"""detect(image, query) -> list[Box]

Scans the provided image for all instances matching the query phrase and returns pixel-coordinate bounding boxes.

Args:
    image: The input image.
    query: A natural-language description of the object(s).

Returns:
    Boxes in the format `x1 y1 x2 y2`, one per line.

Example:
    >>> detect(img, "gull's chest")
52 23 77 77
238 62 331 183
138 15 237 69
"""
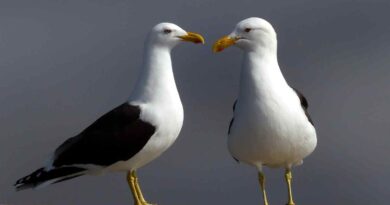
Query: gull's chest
228 90 316 167
234 94 300 138
141 99 184 139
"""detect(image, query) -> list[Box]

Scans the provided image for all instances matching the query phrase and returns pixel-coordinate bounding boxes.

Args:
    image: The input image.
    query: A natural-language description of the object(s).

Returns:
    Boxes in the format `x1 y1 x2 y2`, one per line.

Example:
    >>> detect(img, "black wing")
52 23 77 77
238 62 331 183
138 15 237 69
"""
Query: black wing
228 100 239 162
228 100 237 135
52 103 156 167
292 88 314 125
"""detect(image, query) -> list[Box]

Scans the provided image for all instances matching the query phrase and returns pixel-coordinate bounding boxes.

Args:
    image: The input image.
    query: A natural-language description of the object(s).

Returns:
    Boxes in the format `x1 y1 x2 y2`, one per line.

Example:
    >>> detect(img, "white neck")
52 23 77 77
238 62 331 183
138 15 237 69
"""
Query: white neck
128 44 180 104
238 47 288 101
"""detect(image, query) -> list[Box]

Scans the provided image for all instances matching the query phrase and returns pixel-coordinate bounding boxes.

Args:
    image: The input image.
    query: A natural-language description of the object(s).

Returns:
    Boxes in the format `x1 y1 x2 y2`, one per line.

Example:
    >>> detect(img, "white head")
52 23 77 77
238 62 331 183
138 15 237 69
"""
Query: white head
147 22 205 50
213 17 277 53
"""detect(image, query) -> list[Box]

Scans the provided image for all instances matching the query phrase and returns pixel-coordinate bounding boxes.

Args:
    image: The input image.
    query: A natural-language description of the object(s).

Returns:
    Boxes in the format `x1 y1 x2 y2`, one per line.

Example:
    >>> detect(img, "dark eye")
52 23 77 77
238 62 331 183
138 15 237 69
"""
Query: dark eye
244 28 251 33
163 29 172 34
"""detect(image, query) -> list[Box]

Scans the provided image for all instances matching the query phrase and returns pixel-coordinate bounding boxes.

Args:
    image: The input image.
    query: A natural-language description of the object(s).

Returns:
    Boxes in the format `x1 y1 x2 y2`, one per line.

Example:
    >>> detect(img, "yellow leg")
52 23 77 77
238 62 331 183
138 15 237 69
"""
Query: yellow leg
132 171 152 204
131 171 155 205
285 169 295 205
258 172 270 205
127 171 142 205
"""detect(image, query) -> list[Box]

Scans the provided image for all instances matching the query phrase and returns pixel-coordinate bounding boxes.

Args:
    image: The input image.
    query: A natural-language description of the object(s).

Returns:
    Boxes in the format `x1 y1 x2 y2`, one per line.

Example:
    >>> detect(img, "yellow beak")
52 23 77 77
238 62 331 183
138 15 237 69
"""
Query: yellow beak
212 36 237 52
179 32 205 44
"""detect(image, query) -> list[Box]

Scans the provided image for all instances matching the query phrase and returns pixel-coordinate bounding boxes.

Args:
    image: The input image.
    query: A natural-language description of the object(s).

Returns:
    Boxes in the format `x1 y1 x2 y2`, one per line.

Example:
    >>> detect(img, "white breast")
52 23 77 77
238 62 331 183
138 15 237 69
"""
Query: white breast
228 87 316 168
134 99 184 169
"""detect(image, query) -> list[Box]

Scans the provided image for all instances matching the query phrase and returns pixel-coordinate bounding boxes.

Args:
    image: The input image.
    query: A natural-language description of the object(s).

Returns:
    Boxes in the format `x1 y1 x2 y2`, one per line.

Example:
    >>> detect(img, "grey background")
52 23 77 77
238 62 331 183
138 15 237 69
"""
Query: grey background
1 0 390 204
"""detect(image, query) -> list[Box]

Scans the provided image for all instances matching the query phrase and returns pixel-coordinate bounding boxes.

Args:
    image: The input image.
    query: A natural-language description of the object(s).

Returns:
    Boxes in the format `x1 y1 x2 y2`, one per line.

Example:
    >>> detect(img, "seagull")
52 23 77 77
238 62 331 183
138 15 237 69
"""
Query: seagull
15 22 204 205
213 17 317 205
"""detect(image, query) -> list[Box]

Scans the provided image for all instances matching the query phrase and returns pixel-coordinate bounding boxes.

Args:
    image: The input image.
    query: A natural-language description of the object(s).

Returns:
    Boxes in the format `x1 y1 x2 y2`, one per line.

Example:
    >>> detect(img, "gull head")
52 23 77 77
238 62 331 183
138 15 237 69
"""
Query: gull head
148 22 205 49
213 17 277 53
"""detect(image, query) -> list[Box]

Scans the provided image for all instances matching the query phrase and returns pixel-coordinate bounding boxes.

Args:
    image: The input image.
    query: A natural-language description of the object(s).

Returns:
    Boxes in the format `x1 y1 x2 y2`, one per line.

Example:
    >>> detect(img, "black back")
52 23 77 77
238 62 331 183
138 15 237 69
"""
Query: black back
228 100 239 162
53 103 156 167
228 100 237 135
292 88 314 125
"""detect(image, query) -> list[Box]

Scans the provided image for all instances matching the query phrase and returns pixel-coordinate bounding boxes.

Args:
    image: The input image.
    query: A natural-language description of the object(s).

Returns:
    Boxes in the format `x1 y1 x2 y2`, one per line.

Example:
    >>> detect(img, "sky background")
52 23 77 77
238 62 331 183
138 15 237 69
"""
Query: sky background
1 0 390 204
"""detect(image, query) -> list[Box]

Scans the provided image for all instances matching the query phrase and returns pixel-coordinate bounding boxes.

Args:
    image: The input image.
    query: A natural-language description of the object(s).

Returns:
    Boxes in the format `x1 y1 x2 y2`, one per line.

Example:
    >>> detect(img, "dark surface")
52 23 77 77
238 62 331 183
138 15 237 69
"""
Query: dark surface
53 103 155 167
1 0 390 205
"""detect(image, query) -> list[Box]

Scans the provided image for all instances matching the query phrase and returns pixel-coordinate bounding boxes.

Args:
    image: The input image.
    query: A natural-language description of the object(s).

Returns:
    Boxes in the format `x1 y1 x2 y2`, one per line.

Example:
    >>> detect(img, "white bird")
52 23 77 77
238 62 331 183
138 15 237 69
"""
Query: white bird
15 22 204 205
213 17 317 205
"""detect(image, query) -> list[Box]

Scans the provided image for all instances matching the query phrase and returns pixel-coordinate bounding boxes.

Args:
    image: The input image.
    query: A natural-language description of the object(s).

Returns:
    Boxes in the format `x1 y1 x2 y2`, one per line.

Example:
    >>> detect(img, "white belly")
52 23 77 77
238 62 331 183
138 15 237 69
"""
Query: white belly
228 100 317 169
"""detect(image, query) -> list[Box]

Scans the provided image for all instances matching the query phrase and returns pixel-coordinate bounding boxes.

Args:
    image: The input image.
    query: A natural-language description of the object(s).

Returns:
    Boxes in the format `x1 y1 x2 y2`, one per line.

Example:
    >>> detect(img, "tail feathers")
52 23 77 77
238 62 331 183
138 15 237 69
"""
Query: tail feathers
15 167 86 191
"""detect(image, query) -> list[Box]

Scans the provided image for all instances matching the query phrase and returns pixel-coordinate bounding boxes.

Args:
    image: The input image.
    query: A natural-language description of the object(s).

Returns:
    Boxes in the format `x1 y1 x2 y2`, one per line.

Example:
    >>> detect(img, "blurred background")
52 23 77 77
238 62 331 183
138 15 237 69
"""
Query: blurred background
1 0 390 204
